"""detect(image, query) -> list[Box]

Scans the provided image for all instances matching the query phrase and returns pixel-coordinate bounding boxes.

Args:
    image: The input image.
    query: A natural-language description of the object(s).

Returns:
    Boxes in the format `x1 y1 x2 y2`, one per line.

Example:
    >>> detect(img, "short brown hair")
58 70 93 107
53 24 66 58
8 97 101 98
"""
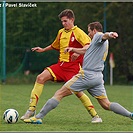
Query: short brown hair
58 9 75 19
88 22 103 32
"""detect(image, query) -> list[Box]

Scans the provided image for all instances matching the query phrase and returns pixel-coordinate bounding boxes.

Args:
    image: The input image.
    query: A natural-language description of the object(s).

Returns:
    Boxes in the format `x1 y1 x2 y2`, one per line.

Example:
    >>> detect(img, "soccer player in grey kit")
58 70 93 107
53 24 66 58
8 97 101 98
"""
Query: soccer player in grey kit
24 21 133 124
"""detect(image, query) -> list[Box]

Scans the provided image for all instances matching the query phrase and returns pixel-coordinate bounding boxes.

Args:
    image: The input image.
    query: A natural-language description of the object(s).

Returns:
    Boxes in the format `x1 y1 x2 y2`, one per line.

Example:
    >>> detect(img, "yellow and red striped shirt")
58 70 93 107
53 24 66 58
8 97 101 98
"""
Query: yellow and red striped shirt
51 26 91 63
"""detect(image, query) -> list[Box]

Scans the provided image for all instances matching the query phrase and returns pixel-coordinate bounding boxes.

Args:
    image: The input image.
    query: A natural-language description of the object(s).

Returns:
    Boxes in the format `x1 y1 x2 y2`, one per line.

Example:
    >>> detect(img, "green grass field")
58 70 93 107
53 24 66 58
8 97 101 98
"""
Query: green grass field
0 82 133 132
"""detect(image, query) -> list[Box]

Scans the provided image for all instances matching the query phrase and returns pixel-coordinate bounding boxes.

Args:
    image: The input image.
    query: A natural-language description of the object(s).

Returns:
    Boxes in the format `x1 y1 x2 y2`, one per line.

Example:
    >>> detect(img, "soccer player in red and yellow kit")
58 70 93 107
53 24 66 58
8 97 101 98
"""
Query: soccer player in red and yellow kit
21 9 102 123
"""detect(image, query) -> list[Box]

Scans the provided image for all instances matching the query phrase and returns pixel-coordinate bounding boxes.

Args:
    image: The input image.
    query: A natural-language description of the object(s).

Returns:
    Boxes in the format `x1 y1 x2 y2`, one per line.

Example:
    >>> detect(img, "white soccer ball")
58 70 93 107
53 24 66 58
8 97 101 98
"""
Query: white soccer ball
3 109 19 124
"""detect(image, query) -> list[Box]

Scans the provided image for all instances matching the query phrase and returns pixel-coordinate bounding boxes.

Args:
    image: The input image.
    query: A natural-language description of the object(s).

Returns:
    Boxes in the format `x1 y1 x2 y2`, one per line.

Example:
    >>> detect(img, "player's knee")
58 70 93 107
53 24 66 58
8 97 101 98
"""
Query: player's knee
53 90 64 101
36 74 43 82
54 87 71 101
102 105 109 110
98 99 110 110
75 91 84 98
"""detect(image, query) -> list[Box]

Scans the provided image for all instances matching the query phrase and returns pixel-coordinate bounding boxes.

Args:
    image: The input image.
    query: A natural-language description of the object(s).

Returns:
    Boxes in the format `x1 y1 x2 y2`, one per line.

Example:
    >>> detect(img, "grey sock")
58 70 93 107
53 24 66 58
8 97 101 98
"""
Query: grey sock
36 98 59 119
110 102 131 117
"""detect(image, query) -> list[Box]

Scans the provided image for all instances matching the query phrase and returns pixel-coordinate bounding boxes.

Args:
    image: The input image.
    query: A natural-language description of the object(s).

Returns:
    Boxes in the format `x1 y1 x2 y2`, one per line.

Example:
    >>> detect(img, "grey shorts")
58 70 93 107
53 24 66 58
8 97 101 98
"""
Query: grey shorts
64 70 107 99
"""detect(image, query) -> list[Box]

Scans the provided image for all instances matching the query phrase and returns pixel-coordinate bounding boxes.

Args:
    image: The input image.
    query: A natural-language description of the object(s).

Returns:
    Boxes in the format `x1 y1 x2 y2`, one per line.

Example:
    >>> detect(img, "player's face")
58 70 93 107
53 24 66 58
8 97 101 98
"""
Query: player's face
88 27 94 39
61 16 74 30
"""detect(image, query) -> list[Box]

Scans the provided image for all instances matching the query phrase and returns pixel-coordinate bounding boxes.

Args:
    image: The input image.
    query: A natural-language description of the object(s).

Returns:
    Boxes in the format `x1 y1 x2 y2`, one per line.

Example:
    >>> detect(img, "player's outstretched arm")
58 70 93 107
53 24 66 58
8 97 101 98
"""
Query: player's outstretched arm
102 32 118 40
31 45 53 53
64 45 90 55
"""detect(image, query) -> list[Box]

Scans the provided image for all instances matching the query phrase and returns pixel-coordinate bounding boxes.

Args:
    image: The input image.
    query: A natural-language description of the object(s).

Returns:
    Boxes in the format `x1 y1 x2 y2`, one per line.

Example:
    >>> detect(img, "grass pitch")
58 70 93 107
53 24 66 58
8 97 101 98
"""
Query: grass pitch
0 82 133 132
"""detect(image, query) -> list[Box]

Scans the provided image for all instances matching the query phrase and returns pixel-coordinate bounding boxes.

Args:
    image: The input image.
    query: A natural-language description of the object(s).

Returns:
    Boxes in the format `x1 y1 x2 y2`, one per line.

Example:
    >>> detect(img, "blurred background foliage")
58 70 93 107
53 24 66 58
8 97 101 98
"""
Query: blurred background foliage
0 2 133 84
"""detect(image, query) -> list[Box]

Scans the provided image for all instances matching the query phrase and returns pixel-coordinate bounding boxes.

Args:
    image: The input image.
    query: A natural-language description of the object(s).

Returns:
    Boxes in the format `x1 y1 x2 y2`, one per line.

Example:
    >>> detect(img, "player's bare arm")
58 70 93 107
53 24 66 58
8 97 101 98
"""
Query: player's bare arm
65 44 90 55
71 44 90 61
31 45 53 53
102 32 118 40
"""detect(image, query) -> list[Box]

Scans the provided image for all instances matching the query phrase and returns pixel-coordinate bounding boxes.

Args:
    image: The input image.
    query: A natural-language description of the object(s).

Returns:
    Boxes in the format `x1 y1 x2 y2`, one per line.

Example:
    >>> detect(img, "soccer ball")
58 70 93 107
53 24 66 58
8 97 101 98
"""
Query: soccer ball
3 109 19 124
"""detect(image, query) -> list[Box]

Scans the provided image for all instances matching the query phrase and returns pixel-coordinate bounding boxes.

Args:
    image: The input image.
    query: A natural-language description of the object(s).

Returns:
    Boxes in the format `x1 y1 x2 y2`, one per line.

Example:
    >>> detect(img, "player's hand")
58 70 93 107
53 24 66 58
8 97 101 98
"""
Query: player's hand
64 47 79 61
71 53 79 61
64 47 73 53
109 32 118 39
31 47 44 52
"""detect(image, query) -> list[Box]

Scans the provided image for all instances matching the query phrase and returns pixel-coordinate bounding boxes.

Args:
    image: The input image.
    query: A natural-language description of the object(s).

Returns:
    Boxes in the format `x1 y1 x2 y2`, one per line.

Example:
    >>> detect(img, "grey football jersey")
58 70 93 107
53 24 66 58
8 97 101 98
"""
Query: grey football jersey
82 32 109 72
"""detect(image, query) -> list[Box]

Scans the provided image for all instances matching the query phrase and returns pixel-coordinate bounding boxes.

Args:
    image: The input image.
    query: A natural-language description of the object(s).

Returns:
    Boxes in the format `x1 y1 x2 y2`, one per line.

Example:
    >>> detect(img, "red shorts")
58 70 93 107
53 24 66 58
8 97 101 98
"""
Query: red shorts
46 62 81 82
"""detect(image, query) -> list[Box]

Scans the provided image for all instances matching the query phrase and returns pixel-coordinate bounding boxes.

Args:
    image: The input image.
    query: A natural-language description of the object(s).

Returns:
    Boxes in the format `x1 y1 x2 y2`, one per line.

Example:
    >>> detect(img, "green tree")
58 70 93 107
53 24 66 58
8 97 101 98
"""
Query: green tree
105 2 133 84
5 2 133 84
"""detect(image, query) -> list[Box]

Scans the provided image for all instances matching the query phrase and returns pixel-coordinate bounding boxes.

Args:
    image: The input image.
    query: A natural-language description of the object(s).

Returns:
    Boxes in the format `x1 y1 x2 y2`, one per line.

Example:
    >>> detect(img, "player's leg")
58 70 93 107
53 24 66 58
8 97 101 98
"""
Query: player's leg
23 85 72 124
20 69 53 120
64 65 102 123
92 81 133 119
29 69 53 110
35 85 72 118
87 78 133 120
23 74 102 124
75 92 102 123
97 98 133 119
65 70 102 123
21 63 65 120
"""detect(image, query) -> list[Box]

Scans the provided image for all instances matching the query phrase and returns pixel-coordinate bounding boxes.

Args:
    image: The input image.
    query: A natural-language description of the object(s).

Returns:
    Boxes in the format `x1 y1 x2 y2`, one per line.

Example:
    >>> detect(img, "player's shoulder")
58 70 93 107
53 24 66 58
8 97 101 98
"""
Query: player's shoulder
58 28 64 33
74 26 85 33
93 32 106 44
73 26 88 37
56 28 64 37
96 32 104 36
94 32 104 38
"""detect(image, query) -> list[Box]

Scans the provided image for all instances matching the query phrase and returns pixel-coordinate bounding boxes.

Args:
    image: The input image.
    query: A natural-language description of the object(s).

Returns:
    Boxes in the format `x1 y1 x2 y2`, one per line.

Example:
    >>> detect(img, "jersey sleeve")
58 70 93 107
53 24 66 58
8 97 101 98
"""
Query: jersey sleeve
74 28 91 46
93 32 105 45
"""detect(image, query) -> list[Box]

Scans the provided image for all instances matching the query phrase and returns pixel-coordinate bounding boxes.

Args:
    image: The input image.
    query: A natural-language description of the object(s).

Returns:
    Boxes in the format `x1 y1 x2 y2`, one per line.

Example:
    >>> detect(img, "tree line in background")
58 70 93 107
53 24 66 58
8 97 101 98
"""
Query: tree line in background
4 2 133 84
